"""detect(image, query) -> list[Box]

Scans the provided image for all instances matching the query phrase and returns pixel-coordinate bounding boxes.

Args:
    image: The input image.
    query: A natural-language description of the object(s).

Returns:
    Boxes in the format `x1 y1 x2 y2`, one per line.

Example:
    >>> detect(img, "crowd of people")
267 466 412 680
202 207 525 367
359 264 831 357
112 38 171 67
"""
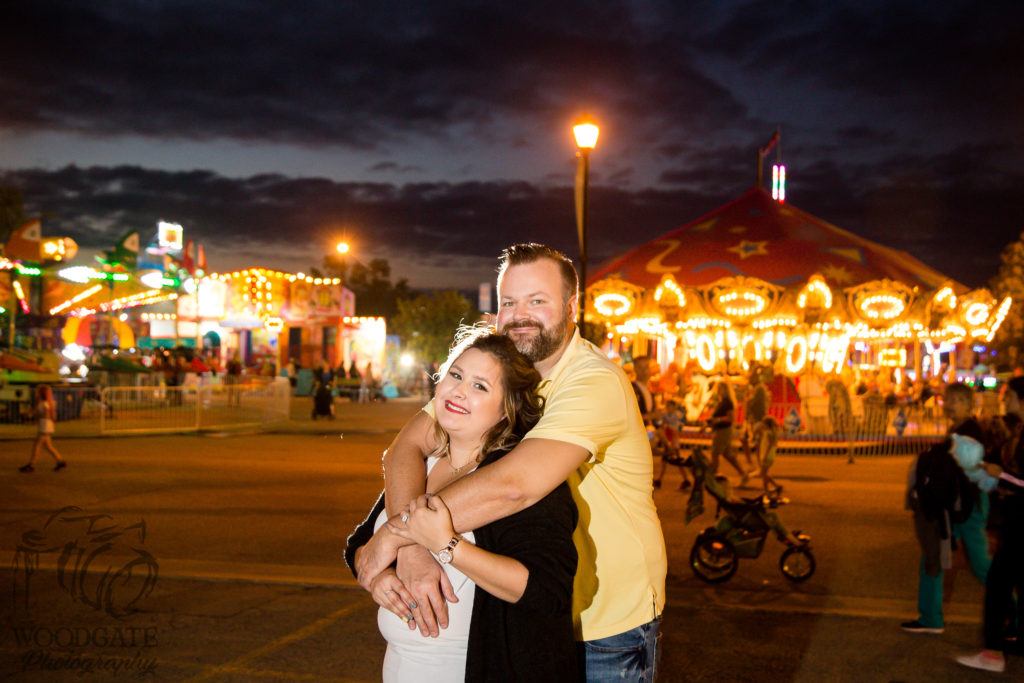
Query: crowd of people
626 357 783 500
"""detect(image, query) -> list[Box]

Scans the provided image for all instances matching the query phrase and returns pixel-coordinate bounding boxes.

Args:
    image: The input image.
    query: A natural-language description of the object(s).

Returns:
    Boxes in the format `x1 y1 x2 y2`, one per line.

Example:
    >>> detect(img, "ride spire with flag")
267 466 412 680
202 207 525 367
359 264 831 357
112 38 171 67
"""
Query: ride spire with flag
756 127 783 194
2 218 42 261
96 231 139 271
181 238 195 275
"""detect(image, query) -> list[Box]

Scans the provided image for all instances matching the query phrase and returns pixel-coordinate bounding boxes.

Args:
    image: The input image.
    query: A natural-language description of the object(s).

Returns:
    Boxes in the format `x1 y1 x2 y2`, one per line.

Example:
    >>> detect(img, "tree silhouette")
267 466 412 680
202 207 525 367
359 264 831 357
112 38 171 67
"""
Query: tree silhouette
989 231 1024 368
392 291 479 364
0 187 29 245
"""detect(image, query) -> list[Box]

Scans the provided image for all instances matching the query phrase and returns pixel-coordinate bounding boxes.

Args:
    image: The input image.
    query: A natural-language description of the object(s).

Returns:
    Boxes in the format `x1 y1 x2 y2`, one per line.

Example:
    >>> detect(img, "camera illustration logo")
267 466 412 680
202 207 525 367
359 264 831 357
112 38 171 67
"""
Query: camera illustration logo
12 506 159 619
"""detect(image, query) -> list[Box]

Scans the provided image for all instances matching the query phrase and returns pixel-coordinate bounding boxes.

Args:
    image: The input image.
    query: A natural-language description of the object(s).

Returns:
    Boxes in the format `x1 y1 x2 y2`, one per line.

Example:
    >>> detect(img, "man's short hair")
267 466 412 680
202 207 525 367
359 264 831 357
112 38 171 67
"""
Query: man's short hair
944 382 974 403
1008 376 1024 401
498 243 579 302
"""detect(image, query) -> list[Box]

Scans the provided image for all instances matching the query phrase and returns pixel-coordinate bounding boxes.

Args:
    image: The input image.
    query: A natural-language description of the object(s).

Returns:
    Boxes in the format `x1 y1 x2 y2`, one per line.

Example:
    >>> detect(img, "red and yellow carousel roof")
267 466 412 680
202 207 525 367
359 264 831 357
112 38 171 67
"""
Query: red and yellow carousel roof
590 187 956 291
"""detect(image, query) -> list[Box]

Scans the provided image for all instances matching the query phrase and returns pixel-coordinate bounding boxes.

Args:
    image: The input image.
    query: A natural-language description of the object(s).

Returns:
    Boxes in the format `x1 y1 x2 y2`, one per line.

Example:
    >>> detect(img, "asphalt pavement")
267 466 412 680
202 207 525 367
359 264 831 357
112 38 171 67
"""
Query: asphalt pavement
0 395 1014 681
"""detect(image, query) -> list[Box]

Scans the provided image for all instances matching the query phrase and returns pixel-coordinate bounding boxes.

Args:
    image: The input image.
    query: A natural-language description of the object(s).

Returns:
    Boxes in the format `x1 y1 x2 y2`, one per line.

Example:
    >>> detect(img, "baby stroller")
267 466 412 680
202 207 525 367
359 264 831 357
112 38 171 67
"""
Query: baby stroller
685 446 814 583
311 380 335 420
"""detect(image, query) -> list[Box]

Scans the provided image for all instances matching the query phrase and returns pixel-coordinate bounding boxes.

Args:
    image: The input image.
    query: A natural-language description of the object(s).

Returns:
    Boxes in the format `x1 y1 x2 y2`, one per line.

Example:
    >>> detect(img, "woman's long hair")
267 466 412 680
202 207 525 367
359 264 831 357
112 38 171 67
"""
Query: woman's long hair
428 324 544 461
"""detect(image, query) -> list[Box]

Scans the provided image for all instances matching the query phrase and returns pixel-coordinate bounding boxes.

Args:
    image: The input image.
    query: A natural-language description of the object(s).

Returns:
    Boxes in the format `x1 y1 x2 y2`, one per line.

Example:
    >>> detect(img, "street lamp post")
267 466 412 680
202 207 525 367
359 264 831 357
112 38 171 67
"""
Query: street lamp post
573 116 599 333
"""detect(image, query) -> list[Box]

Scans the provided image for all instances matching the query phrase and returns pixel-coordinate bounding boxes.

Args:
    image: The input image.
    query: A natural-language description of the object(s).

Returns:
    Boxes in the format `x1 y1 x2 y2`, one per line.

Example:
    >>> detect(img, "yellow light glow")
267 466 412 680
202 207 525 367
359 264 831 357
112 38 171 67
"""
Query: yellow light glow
336 242 350 255
50 284 104 315
615 317 665 335
573 118 599 149
784 336 808 374
860 294 905 320
695 333 717 372
821 336 850 374
12 281 29 313
716 289 767 317
965 302 989 326
933 286 956 310
797 276 832 309
985 297 1012 341
654 277 685 307
595 292 632 317
99 291 178 313
879 348 908 367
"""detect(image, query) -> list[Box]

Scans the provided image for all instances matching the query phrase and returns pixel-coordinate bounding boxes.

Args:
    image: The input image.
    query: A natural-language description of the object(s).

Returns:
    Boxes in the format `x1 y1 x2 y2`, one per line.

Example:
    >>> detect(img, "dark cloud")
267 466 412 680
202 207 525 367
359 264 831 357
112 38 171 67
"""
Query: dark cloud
0 1 751 153
368 162 424 174
6 155 1022 291
694 1 1024 139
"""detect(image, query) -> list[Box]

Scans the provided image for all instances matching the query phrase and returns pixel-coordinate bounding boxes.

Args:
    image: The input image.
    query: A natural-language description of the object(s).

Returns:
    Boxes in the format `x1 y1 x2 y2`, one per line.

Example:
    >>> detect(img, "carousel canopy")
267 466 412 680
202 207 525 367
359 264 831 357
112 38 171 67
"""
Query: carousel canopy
586 186 1009 377
591 187 955 291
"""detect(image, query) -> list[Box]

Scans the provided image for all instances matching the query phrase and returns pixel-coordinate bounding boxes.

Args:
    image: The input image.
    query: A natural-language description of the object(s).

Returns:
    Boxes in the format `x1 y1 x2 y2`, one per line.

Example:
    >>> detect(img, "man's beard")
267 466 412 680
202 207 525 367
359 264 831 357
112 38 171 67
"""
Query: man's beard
500 310 573 363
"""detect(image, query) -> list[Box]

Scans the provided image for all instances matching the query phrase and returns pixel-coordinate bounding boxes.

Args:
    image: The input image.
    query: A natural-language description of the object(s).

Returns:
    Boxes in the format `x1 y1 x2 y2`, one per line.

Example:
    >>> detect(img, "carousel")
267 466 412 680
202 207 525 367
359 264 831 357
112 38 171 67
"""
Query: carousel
587 186 1010 387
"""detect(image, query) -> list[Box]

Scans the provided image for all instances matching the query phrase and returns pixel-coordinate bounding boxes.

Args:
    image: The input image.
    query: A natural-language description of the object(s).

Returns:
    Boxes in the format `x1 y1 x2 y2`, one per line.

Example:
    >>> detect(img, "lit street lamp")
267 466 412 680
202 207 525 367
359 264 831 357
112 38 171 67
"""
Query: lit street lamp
573 116 599 332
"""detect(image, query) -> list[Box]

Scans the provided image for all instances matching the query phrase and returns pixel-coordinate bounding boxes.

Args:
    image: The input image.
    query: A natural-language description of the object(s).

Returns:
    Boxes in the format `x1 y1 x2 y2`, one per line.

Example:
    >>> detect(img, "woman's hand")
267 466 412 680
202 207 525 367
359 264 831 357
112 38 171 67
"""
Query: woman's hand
399 494 455 553
369 568 418 630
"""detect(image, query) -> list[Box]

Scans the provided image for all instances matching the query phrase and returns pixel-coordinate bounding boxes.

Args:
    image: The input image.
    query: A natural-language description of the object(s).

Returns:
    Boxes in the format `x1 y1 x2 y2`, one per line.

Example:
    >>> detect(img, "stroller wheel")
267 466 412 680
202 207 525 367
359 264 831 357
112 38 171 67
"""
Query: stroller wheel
780 545 815 582
690 534 738 583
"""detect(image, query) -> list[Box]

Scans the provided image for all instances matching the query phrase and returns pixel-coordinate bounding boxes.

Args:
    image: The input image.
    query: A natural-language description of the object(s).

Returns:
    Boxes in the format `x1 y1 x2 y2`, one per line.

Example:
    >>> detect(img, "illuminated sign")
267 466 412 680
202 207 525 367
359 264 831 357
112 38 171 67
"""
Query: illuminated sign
679 327 849 374
158 221 183 250
878 348 908 367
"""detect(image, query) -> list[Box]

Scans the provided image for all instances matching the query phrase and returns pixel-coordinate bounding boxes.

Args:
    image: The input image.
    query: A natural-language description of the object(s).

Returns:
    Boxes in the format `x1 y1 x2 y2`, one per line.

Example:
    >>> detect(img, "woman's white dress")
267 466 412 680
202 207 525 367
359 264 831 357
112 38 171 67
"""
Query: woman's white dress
375 457 477 683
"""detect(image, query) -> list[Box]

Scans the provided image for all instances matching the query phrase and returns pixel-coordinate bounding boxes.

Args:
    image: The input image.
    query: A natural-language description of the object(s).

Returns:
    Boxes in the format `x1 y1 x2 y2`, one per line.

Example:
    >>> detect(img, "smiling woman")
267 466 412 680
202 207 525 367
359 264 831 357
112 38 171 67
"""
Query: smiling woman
433 348 506 472
345 324 579 682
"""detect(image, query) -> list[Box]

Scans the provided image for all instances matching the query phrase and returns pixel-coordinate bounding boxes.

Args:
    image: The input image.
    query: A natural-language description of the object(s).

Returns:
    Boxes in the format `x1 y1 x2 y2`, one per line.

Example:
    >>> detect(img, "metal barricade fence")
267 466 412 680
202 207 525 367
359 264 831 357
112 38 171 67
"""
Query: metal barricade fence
680 395 953 457
99 377 291 435
0 385 103 427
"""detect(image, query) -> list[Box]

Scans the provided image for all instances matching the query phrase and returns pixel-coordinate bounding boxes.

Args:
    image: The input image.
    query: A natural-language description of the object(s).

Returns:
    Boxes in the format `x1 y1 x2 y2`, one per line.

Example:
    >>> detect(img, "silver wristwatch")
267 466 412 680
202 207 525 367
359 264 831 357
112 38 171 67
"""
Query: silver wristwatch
437 536 462 565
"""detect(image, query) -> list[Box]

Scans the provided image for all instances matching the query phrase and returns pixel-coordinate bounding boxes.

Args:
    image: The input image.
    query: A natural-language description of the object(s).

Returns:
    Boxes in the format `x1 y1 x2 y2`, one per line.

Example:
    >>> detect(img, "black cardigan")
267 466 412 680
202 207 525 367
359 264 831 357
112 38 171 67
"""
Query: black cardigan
344 448 580 682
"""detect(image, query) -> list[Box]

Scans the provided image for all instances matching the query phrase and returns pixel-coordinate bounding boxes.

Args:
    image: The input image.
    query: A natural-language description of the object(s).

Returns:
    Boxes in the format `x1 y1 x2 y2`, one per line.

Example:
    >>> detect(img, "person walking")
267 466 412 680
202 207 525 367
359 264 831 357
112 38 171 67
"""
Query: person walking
225 352 242 406
954 376 1024 673
359 361 375 404
708 379 750 485
901 382 988 635
19 385 67 472
741 364 770 469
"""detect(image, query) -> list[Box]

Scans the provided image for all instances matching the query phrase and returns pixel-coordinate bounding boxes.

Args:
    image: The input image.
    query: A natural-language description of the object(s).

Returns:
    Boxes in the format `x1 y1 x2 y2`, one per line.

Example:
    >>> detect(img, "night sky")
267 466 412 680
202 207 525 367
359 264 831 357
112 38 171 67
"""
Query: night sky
1 1 1023 291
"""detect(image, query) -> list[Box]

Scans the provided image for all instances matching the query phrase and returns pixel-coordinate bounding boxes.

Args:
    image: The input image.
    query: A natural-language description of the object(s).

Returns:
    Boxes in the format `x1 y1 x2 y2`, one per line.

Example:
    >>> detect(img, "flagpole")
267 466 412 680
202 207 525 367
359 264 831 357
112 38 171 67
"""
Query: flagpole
195 277 201 353
7 272 15 350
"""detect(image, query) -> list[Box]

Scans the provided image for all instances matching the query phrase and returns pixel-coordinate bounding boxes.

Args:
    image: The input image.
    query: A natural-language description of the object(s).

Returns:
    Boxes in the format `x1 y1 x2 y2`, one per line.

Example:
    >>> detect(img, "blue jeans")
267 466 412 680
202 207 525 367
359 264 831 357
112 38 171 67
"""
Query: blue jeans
917 497 991 628
580 617 661 682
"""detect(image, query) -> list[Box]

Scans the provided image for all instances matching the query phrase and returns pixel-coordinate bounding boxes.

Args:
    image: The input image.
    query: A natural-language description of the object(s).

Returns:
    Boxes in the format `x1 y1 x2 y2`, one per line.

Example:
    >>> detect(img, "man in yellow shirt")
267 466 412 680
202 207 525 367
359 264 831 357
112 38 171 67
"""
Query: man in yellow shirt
355 243 667 681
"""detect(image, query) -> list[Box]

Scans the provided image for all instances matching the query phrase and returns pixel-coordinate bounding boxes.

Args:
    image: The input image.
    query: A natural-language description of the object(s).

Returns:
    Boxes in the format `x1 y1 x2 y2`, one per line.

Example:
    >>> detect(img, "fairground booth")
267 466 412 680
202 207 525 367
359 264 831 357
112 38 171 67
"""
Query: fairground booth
586 186 1010 446
2 221 384 381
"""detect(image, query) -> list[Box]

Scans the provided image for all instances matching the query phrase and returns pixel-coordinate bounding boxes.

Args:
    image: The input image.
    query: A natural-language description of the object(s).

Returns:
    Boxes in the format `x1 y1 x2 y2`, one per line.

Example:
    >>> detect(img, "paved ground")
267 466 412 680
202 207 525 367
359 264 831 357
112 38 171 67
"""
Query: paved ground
0 397 1015 681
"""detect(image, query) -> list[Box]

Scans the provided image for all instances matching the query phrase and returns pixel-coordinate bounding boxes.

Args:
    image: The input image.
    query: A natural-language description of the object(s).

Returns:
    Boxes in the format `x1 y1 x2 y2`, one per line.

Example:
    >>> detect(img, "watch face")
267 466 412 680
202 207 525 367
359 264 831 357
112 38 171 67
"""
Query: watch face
438 549 453 564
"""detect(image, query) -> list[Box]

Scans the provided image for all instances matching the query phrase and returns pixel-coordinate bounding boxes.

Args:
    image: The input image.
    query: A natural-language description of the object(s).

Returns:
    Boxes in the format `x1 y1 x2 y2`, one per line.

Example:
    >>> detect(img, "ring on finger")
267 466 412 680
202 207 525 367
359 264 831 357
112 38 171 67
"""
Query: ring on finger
408 600 417 609
384 589 392 596
400 512 410 523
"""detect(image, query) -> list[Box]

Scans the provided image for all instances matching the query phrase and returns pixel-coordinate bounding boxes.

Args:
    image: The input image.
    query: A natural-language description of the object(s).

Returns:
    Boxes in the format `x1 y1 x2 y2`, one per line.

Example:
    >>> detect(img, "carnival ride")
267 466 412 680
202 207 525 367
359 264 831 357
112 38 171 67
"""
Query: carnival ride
587 187 1009 382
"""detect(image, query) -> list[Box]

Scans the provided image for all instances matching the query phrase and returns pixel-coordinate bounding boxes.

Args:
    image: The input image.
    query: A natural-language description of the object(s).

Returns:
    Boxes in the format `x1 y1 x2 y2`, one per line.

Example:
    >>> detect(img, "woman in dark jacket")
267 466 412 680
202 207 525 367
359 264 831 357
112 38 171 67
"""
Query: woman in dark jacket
345 327 578 682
